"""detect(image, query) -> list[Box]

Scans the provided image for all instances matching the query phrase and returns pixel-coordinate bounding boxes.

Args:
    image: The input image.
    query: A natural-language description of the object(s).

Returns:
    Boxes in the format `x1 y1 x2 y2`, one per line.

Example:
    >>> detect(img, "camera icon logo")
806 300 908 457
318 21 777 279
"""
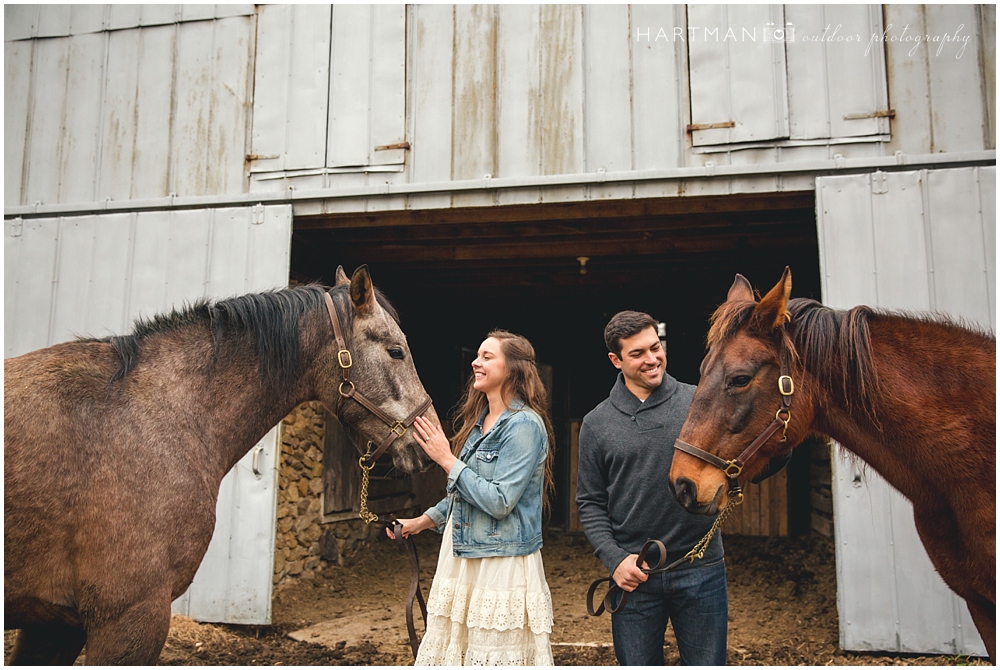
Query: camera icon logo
764 21 795 42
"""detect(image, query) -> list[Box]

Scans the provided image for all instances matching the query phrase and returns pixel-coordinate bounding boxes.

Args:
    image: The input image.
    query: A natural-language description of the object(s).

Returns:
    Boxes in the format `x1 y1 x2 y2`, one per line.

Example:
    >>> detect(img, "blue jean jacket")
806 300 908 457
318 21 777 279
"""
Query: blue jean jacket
424 399 548 558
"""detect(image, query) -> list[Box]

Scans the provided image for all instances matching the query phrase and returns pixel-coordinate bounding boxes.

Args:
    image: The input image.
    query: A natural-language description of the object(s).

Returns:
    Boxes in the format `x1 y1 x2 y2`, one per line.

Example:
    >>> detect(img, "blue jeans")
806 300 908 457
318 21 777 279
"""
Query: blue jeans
610 557 728 665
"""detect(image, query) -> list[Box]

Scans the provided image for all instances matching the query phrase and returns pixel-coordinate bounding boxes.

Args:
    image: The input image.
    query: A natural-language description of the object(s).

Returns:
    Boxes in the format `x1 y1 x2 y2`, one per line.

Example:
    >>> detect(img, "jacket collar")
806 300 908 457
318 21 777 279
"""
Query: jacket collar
609 372 678 415
474 397 527 430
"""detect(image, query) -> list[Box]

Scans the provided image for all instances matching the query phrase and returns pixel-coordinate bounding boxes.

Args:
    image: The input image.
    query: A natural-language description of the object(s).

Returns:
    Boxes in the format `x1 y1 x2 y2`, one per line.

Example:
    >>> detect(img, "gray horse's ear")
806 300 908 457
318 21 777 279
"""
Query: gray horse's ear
350 265 375 315
727 274 754 303
335 266 350 286
752 266 792 331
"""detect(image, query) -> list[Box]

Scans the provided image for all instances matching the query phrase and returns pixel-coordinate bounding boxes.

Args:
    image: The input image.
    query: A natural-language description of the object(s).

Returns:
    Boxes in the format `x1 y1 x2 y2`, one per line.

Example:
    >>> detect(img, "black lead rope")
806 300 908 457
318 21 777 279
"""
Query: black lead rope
388 520 428 660
586 495 739 617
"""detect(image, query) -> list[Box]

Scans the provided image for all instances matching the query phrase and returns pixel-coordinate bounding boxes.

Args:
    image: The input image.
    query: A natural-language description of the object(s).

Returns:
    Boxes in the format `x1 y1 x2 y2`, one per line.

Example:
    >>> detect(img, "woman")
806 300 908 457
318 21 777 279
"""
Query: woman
390 330 556 666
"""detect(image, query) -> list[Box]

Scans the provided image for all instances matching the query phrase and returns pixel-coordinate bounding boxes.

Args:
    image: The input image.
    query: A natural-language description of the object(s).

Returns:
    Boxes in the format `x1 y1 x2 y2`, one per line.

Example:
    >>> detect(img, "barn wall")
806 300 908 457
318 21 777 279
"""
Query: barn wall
7 5 991 213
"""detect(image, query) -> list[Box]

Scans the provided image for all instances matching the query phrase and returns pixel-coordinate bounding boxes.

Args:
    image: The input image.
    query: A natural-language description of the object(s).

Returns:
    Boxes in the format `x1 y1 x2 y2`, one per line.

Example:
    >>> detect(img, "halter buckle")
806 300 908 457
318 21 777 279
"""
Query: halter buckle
339 381 355 397
338 349 353 369
390 421 406 437
723 461 743 478
778 374 794 396
731 487 745 505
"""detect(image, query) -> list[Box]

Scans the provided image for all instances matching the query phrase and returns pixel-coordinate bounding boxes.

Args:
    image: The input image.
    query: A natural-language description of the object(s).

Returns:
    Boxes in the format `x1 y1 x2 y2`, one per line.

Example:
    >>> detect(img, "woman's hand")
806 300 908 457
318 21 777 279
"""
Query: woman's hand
413 416 457 473
385 514 436 539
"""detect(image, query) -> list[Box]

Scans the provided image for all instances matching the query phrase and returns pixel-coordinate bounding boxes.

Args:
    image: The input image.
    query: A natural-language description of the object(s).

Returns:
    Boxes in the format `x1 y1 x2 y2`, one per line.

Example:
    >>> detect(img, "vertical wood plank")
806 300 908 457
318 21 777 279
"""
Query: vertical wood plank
925 5 986 152
207 16 253 195
50 216 97 345
369 4 407 166
451 4 496 207
926 168 992 323
631 4 682 170
584 4 631 178
538 5 583 178
283 5 331 170
496 4 541 205
5 219 59 357
59 33 104 203
250 4 292 173
85 213 133 340
170 20 214 195
23 37 69 205
5 40 32 205
871 171 930 310
977 167 996 328
99 29 140 201
132 25 176 198
329 5 372 168
409 4 454 207
884 5 932 155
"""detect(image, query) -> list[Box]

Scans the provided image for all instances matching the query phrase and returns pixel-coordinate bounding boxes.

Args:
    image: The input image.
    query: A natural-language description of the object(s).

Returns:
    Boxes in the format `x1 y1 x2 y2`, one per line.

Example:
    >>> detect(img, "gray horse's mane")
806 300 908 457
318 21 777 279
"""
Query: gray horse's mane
87 283 399 386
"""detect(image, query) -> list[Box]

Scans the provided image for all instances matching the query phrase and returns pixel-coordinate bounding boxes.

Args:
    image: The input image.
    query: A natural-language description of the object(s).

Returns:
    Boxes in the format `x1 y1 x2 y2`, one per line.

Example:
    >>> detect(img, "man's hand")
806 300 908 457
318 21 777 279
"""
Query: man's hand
613 554 650 592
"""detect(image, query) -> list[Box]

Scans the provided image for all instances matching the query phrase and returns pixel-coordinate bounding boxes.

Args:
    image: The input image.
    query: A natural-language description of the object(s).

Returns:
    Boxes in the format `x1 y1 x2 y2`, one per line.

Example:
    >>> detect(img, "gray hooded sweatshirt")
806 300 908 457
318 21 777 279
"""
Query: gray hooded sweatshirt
576 372 724 575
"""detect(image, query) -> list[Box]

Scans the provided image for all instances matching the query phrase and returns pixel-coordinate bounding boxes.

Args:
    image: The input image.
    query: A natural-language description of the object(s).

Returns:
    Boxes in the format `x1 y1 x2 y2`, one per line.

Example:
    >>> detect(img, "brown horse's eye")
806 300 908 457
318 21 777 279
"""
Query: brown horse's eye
388 347 405 360
729 375 752 388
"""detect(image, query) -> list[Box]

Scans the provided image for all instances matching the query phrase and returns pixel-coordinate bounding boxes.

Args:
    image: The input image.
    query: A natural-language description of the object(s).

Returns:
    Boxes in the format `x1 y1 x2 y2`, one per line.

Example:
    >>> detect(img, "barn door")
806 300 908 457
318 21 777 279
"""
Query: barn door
4 204 293 624
815 167 993 657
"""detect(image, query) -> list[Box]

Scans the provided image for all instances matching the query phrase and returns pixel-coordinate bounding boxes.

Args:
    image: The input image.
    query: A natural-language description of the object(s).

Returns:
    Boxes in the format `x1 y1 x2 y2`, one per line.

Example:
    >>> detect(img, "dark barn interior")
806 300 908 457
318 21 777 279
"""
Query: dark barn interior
291 191 823 532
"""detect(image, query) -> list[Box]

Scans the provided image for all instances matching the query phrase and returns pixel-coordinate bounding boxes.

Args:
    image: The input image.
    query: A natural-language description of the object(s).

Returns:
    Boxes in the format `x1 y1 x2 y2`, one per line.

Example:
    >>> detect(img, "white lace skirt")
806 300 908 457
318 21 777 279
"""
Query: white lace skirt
415 516 554 666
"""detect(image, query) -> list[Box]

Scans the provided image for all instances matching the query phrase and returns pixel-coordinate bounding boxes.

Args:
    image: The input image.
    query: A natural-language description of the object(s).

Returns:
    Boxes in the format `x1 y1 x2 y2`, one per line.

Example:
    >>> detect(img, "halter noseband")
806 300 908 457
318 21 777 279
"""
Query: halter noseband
323 291 432 468
673 350 794 501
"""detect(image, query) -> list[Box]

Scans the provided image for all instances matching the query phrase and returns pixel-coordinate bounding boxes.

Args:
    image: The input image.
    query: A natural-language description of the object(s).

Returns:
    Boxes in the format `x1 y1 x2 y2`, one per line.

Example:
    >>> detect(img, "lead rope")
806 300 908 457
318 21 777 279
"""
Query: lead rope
587 491 744 617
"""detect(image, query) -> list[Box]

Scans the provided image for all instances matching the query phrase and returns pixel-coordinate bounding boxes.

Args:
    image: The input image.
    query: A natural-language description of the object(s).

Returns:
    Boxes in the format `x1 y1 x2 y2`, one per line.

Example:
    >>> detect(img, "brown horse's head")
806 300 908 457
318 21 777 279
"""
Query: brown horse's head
316 266 439 473
670 267 814 514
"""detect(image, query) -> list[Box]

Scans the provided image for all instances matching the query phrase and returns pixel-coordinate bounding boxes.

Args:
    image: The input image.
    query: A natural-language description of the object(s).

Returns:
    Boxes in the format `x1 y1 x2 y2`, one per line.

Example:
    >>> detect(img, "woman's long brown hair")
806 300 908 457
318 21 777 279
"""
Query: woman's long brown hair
449 330 557 515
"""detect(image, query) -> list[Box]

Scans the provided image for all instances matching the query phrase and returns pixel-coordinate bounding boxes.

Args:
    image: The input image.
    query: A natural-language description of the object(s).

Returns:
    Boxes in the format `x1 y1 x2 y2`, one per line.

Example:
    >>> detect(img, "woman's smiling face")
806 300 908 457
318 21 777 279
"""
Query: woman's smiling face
472 337 507 395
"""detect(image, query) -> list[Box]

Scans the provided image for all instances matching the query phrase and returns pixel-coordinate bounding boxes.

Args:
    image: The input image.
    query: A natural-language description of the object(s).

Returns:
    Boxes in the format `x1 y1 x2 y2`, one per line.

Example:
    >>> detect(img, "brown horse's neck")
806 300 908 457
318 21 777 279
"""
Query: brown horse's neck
805 314 995 506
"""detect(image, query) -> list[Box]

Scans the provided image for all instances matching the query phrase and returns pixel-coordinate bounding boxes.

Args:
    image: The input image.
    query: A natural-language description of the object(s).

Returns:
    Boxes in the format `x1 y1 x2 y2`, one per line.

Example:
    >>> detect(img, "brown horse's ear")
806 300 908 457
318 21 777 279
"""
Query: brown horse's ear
752 266 792 331
727 274 755 303
334 266 350 286
350 265 375 315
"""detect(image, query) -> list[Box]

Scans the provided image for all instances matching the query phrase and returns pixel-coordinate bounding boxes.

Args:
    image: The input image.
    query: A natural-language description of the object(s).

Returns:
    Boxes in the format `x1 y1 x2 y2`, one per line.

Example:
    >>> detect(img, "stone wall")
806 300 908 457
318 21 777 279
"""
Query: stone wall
274 402 327 583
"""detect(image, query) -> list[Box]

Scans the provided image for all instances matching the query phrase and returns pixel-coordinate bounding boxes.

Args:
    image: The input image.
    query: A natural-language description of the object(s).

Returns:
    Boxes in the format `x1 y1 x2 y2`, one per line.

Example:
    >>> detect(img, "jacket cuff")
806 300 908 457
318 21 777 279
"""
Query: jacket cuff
445 460 467 492
424 505 446 528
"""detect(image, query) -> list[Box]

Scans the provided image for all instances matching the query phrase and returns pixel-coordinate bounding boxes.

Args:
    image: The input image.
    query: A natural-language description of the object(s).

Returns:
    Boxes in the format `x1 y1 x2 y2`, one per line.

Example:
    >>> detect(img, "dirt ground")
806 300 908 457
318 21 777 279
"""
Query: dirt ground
4 530 988 666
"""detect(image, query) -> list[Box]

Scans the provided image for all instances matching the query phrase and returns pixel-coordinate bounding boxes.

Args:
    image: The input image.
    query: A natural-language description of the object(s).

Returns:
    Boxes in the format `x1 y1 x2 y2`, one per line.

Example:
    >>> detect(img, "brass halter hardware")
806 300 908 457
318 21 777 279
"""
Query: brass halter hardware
323 291 433 523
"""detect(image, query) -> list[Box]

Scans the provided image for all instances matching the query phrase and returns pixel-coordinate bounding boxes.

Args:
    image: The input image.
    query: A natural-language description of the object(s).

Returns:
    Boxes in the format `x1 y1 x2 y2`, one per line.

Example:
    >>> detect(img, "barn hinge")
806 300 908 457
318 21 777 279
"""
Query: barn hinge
245 153 280 162
373 141 411 152
251 203 265 225
686 121 735 132
9 218 23 237
871 171 888 195
843 109 895 120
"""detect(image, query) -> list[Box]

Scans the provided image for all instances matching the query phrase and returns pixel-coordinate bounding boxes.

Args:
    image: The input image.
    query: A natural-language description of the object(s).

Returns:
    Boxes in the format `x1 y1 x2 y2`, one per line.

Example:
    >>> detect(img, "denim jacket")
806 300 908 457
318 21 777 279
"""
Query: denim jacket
424 399 548 558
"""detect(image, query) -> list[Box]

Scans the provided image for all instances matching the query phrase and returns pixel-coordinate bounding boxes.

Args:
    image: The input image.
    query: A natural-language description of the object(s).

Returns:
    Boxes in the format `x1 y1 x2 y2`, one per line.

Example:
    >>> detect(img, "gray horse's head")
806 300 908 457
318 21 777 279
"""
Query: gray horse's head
316 266 438 474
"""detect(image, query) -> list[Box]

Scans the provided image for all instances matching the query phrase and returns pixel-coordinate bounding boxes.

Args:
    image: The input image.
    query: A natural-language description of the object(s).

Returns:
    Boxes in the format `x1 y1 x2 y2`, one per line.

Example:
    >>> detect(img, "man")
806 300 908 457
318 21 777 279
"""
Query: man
576 310 727 665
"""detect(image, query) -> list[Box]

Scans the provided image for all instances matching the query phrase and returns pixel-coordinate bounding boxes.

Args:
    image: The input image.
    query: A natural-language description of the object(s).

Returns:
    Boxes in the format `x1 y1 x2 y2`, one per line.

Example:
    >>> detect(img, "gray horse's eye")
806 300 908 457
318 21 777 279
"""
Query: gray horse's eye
388 347 405 360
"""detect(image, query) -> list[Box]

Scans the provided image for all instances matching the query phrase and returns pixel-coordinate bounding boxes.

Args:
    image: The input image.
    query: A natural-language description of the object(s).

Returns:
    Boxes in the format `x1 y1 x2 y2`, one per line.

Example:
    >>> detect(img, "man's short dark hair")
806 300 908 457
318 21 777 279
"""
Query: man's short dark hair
604 311 658 357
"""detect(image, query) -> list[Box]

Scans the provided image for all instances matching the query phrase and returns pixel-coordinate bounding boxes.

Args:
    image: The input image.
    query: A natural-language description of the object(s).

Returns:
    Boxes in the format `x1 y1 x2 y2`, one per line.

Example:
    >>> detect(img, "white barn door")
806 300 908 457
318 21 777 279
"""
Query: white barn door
815 167 993 656
4 204 293 624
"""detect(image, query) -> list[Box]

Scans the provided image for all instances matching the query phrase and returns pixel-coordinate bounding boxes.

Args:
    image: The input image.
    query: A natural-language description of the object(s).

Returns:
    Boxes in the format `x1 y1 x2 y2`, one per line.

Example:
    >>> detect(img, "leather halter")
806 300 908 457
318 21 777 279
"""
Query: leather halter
673 350 794 497
323 291 433 467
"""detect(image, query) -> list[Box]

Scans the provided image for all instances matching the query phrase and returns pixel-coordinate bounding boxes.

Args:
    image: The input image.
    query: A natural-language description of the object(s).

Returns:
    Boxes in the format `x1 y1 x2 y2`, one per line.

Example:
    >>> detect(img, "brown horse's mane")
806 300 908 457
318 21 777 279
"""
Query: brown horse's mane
85 283 399 387
708 296 995 423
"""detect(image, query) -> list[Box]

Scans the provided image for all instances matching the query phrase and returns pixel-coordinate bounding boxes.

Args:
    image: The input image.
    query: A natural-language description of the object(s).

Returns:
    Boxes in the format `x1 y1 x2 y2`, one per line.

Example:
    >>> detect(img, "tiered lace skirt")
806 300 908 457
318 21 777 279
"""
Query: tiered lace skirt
415 517 554 666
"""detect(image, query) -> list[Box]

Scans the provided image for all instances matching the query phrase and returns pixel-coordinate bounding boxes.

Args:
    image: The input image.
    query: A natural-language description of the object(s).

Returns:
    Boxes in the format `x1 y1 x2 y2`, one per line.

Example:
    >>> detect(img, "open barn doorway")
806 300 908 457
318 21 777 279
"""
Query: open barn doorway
291 191 824 535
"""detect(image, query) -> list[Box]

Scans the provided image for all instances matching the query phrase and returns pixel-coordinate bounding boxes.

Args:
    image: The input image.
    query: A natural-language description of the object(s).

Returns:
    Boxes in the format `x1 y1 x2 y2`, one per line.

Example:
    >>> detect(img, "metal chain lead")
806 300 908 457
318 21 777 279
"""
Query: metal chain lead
683 487 743 563
358 445 379 524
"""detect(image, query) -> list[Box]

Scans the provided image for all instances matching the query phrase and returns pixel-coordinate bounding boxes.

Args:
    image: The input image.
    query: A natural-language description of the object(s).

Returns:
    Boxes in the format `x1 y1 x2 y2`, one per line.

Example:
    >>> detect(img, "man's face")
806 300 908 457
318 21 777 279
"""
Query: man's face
609 326 667 398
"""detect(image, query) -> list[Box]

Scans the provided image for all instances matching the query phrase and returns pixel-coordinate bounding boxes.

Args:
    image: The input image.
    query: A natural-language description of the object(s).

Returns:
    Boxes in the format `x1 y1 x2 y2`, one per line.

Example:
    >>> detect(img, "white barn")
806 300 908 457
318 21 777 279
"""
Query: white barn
4 4 994 656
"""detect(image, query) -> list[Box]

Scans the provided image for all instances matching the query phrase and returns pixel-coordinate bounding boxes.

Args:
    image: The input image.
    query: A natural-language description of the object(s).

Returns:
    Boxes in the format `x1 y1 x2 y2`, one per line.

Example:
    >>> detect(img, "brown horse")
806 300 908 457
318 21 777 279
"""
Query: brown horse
668 268 995 662
4 265 440 665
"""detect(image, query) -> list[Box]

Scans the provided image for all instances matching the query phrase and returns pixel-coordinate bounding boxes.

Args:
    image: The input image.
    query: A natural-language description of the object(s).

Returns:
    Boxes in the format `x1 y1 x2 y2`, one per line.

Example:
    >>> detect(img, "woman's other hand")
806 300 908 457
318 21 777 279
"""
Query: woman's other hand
413 416 457 473
386 514 436 539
